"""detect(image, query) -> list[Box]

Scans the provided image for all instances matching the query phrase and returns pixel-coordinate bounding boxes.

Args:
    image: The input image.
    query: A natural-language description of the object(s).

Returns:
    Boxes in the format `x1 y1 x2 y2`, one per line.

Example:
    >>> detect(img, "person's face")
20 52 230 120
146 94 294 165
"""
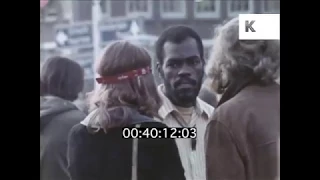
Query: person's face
158 37 204 107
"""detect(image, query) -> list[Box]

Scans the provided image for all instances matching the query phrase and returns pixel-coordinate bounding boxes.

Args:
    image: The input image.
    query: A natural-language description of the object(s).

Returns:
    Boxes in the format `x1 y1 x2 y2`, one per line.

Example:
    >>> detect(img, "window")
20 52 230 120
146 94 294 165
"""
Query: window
160 0 187 19
43 8 58 22
262 0 280 13
61 0 73 21
194 0 221 19
227 0 254 17
126 0 153 19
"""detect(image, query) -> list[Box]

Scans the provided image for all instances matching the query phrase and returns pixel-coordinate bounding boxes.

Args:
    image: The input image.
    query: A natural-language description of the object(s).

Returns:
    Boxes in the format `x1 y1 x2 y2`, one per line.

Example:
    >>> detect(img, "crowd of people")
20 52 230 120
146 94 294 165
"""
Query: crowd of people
40 17 280 180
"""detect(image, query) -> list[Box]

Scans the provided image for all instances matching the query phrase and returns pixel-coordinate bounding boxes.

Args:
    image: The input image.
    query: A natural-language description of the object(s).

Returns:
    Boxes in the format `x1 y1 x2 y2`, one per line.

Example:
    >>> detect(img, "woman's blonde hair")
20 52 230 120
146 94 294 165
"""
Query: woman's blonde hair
206 17 280 93
88 41 161 132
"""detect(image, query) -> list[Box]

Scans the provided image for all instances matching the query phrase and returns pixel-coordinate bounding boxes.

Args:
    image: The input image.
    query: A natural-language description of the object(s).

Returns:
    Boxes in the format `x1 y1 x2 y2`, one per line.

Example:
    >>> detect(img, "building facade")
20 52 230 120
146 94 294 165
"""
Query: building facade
40 0 280 91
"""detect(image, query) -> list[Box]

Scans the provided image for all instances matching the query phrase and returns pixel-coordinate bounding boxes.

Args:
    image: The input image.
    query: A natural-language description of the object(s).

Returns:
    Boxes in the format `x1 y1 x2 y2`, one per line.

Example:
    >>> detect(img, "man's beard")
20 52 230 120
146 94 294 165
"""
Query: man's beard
163 80 201 107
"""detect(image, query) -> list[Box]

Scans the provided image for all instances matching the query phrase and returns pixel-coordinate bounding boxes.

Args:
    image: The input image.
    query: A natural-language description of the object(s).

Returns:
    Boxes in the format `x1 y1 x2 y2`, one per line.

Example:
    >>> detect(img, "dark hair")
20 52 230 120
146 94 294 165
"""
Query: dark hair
88 41 162 131
155 25 204 64
40 56 84 101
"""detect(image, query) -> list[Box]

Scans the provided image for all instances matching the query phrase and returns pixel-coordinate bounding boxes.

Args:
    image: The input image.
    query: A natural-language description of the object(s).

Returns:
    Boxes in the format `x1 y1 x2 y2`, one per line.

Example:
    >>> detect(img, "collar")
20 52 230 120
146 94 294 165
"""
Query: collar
157 84 213 120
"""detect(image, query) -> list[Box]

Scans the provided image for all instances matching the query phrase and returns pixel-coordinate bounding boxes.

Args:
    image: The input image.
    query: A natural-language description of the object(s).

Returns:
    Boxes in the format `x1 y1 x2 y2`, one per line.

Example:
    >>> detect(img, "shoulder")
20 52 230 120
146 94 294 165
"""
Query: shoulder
215 90 253 116
64 108 86 120
209 96 250 132
209 91 274 144
214 85 279 123
54 110 86 133
55 108 86 124
68 124 110 154
41 109 85 138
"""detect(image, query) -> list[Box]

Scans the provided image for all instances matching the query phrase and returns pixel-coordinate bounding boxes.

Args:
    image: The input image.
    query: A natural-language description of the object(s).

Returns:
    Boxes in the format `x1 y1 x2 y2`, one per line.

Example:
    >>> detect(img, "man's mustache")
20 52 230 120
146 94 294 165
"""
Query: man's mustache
174 78 197 88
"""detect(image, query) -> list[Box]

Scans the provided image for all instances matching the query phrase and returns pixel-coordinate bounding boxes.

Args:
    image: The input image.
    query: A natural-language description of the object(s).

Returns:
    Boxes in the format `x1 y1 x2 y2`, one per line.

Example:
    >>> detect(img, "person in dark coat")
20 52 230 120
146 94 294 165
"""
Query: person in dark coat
205 17 280 180
40 56 86 180
67 41 185 180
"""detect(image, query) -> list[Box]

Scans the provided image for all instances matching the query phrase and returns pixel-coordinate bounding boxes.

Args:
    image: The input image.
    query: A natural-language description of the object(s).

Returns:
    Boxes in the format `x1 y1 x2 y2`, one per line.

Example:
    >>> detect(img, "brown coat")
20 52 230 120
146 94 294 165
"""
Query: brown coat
205 83 280 180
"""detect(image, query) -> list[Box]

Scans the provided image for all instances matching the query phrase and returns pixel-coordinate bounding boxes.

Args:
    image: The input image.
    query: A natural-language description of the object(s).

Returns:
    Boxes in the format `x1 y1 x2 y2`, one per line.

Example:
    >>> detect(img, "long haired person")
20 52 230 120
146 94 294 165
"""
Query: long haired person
205 17 280 180
67 41 185 180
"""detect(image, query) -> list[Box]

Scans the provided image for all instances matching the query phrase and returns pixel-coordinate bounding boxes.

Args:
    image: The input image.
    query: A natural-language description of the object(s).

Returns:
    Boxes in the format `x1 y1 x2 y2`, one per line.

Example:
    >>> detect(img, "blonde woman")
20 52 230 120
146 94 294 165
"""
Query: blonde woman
205 17 280 180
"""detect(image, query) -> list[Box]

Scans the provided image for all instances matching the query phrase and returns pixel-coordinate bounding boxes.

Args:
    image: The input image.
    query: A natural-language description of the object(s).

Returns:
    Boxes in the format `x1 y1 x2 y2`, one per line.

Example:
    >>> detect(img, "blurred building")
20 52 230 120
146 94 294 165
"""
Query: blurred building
40 0 280 90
